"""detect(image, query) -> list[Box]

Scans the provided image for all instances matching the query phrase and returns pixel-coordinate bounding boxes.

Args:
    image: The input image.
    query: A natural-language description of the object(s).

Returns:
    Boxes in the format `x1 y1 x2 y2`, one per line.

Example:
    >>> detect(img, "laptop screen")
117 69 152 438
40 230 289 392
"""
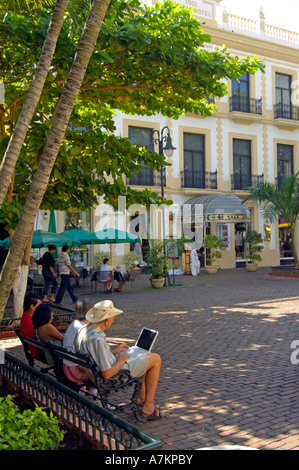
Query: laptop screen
136 328 158 351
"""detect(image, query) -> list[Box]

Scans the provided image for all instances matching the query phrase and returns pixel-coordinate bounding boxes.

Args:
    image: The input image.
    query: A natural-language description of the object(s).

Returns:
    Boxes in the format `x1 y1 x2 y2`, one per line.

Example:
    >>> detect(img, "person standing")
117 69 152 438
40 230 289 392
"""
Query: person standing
55 244 80 305
41 244 58 303
190 247 200 276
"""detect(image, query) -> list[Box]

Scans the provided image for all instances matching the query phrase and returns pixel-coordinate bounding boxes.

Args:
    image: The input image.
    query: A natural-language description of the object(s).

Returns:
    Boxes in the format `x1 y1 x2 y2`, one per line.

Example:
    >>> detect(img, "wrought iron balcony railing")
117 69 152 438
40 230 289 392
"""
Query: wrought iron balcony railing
128 167 165 187
274 103 299 120
229 96 262 114
181 170 217 189
231 173 264 190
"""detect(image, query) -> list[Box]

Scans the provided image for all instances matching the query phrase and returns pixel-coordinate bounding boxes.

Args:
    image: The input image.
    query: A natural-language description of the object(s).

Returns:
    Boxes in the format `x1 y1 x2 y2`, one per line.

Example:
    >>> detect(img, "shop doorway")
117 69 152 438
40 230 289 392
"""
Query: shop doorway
235 223 247 262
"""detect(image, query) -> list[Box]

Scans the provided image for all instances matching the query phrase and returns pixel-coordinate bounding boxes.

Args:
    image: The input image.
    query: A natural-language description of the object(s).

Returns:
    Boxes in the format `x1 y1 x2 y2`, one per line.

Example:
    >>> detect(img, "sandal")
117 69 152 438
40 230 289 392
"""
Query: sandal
142 406 164 421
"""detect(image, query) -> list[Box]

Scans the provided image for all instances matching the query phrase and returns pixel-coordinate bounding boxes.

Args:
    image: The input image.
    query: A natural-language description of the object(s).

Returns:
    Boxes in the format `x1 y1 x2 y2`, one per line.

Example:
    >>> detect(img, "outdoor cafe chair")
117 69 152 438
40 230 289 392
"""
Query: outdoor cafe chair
31 273 45 296
126 268 141 291
98 270 113 293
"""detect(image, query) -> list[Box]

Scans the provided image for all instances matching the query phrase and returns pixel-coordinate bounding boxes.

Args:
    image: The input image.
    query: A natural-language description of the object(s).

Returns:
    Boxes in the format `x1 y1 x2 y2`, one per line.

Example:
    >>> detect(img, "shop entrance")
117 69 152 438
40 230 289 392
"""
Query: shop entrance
235 223 247 261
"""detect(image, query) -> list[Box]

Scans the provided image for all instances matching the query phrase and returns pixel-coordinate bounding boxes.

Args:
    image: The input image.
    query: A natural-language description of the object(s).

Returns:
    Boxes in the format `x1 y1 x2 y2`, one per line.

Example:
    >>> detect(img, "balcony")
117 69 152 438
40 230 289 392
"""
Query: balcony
231 173 264 190
181 170 217 190
229 96 262 114
127 167 165 187
274 103 299 121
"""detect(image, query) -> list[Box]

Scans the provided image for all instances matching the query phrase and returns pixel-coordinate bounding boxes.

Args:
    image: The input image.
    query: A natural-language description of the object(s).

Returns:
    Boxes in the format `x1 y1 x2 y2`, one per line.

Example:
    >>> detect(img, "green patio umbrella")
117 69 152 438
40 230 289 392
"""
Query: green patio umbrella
0 230 72 248
59 228 98 246
0 237 10 249
48 211 57 233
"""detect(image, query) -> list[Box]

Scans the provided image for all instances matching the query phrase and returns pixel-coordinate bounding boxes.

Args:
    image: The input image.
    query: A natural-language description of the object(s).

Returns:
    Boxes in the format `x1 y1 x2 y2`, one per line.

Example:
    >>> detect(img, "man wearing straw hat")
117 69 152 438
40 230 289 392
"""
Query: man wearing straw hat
74 299 163 420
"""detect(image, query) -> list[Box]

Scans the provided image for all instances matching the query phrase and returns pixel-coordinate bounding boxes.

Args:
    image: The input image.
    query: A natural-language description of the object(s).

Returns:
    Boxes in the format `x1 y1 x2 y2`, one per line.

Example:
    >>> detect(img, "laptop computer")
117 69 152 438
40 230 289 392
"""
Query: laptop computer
125 327 158 362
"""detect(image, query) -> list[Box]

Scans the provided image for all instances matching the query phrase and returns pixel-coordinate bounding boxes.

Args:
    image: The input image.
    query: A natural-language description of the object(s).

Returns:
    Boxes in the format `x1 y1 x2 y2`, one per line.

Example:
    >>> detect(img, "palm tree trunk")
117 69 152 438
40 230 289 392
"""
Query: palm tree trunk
0 0 111 319
0 0 69 207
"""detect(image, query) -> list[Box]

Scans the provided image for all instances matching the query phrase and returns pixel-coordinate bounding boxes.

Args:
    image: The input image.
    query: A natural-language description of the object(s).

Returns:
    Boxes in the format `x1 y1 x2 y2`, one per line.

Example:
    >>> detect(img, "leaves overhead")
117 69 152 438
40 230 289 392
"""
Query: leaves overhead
0 0 264 219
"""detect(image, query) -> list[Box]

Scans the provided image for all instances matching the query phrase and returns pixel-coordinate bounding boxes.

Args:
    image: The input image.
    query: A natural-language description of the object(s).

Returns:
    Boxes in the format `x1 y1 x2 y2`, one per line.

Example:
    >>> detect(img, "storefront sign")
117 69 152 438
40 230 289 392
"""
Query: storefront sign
206 213 250 222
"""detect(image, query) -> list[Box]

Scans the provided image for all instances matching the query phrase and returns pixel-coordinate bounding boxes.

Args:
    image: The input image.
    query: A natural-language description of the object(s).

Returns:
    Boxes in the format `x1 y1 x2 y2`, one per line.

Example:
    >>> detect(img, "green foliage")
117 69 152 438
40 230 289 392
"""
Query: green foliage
124 250 143 268
94 250 111 267
0 0 264 226
244 229 264 264
0 394 64 450
0 197 23 231
203 234 225 265
145 239 171 278
245 172 299 265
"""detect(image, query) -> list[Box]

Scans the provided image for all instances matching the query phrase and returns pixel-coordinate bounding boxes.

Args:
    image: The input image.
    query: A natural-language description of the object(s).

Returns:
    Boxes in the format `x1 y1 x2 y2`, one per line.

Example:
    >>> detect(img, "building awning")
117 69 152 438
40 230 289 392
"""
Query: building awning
182 194 251 223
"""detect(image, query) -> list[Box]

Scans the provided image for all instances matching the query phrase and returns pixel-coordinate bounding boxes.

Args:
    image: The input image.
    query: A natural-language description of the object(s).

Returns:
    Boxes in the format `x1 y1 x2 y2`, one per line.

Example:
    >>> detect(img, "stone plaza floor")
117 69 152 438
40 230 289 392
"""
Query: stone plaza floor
2 266 299 450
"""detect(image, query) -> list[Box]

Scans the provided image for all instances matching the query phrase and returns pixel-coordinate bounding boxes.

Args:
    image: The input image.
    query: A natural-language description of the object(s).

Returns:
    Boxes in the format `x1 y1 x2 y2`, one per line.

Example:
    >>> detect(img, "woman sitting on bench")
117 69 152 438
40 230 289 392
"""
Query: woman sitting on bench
32 303 64 364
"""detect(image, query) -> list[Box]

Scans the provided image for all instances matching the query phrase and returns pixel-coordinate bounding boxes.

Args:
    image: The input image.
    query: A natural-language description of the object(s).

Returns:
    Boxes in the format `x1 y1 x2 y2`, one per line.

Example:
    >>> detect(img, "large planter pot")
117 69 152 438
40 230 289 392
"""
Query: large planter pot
246 263 258 272
150 278 165 288
205 265 218 274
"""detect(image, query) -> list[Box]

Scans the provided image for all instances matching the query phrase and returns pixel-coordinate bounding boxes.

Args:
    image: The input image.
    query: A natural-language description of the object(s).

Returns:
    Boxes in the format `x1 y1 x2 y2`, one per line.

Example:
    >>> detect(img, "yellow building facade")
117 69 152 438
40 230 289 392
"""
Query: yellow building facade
55 0 299 269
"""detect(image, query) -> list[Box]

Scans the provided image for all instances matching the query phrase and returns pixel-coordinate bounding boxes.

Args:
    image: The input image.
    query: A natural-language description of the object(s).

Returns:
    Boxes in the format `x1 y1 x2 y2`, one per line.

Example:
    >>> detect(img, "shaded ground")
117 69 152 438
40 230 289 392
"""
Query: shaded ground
2 267 299 450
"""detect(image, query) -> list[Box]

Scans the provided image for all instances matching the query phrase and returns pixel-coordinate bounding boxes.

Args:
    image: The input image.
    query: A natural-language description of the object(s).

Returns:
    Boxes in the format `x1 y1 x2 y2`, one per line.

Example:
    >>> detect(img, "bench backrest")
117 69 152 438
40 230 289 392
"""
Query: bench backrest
46 342 98 379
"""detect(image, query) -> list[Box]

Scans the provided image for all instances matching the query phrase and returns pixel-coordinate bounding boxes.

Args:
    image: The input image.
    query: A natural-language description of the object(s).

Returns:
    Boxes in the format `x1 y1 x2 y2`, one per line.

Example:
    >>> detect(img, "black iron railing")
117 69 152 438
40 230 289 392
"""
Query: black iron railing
181 170 217 189
274 103 299 120
128 168 165 187
229 96 262 115
231 173 264 190
0 353 163 451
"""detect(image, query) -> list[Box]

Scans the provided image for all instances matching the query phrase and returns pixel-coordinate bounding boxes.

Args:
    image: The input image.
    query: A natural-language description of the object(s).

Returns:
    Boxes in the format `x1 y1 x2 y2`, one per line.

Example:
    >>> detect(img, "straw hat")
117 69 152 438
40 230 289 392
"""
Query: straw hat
86 300 123 323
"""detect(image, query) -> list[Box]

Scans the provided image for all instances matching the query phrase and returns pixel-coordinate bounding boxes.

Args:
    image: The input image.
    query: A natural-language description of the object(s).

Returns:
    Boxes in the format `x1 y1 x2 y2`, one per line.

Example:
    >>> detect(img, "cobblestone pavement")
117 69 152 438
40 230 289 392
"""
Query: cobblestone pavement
2 267 299 450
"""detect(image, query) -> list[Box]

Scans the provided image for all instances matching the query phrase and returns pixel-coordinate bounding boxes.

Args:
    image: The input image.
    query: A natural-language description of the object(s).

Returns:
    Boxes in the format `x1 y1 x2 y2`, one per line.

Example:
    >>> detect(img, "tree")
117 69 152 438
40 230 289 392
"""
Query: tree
0 0 69 206
0 0 264 318
0 0 70 314
244 172 299 266
0 0 112 318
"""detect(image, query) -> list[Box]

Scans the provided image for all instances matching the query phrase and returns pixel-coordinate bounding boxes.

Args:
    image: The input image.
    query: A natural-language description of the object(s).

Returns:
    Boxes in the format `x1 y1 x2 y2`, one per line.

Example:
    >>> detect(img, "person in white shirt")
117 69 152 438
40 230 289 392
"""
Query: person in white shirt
62 298 93 383
190 248 200 276
99 258 113 293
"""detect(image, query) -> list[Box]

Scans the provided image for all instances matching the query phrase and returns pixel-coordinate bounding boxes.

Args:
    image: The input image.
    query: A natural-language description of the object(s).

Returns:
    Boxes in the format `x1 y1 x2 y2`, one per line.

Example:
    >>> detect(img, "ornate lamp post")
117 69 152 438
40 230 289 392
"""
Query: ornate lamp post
149 126 176 198
149 127 176 286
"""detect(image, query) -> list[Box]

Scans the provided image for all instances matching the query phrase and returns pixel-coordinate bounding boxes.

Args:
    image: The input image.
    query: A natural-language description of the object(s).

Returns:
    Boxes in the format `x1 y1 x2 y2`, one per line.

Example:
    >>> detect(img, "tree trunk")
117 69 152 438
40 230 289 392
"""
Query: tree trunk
0 0 111 320
0 0 69 207
12 264 29 317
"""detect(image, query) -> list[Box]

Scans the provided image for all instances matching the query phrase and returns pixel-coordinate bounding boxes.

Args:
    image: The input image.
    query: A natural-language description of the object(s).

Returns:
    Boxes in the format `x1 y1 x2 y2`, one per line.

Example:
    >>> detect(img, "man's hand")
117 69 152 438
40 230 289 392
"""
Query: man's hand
112 343 129 355
116 351 130 367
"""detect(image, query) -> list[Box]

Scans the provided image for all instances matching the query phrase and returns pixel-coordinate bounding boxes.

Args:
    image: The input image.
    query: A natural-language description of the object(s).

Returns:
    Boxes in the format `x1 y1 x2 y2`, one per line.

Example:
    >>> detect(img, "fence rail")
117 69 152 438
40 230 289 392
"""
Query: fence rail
0 352 163 451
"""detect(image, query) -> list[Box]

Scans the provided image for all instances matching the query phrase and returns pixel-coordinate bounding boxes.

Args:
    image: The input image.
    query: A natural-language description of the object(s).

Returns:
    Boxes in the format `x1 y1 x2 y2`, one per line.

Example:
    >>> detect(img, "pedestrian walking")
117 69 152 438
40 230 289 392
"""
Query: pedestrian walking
41 244 58 303
55 244 80 305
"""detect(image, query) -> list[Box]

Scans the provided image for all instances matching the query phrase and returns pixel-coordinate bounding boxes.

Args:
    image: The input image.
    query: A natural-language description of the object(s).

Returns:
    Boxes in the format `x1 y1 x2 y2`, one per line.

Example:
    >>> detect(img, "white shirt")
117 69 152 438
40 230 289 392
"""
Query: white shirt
100 264 109 271
63 319 85 365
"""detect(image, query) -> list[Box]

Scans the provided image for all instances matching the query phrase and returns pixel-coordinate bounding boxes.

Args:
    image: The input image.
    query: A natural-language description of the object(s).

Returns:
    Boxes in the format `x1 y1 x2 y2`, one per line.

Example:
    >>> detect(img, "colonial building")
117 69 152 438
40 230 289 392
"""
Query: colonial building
51 0 299 269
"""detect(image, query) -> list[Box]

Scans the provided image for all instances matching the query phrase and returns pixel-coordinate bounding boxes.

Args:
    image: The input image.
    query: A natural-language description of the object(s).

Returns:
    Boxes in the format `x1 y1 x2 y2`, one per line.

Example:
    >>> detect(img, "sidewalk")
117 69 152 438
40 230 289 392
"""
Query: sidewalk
2 267 299 450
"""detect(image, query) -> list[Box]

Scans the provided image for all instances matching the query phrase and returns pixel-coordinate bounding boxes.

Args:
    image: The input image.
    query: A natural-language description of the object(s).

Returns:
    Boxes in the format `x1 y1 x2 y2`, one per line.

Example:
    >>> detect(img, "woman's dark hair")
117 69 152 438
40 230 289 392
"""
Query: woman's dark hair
32 303 52 329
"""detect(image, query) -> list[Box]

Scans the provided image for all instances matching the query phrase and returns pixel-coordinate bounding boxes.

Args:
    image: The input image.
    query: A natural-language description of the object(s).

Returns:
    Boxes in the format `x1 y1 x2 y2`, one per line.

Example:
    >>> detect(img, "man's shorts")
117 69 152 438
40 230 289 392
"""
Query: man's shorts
123 354 148 378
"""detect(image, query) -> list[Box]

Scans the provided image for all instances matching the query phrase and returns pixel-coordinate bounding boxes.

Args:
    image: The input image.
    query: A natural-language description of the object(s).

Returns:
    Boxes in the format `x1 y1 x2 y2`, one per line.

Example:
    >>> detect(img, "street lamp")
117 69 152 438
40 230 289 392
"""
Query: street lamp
149 127 176 287
149 126 176 198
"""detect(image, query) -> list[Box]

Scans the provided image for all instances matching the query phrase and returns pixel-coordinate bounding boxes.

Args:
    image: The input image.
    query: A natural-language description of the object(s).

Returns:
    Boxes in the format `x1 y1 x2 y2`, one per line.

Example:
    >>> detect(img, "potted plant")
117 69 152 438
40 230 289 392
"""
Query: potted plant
146 239 171 288
244 229 264 272
203 234 226 274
